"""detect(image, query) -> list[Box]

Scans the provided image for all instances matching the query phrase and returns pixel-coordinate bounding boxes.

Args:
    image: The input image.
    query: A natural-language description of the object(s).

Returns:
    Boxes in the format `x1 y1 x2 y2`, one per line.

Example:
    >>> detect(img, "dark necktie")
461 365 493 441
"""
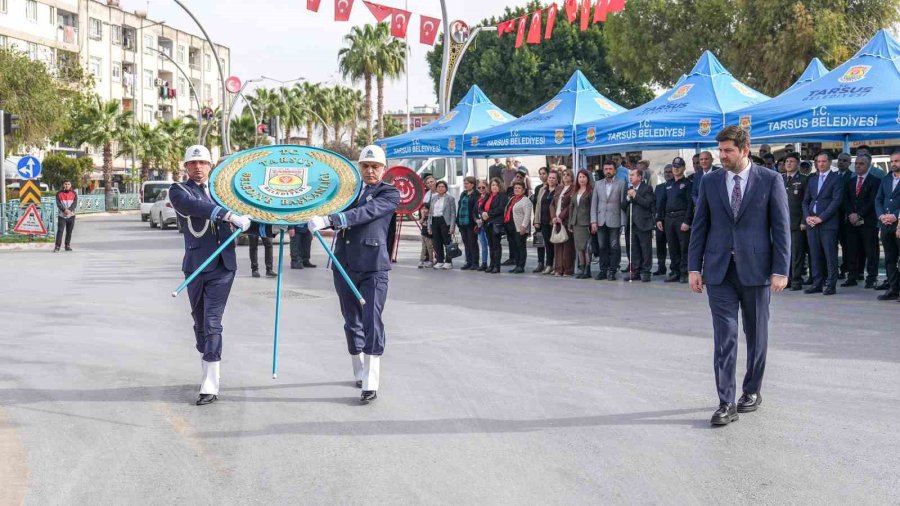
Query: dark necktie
731 175 742 217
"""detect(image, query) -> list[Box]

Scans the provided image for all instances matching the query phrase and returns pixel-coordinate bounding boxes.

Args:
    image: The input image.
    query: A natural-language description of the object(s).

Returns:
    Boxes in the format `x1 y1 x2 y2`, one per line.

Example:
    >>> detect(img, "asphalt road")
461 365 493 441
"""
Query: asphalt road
1 214 898 505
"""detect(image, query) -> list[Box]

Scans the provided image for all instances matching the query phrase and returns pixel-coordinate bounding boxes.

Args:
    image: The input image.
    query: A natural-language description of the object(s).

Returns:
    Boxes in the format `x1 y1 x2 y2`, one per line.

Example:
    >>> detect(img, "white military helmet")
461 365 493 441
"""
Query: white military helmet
358 145 387 167
183 145 212 167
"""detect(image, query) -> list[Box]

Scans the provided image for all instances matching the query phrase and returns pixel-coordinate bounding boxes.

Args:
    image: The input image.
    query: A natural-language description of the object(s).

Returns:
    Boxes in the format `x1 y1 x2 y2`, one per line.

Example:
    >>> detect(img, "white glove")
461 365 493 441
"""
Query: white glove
306 215 331 233
228 213 252 232
272 224 289 233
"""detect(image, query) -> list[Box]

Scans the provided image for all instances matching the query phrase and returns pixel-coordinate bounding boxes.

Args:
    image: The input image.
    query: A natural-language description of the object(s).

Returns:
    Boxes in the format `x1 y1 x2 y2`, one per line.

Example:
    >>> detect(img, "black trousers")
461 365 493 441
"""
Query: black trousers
55 216 75 247
538 223 554 266
622 221 631 267
882 227 900 293
487 224 503 268
248 235 273 272
505 221 527 268
596 225 621 273
846 225 879 283
459 223 478 267
807 226 839 289
631 228 653 276
431 217 451 263
590 232 601 259
289 229 312 264
664 213 690 275
655 227 667 273
789 228 808 285
838 220 849 274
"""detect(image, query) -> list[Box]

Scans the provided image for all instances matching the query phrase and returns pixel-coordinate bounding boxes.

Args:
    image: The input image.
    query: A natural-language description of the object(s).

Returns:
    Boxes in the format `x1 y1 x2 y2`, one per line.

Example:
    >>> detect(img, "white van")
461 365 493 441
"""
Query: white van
140 181 173 222
389 156 547 197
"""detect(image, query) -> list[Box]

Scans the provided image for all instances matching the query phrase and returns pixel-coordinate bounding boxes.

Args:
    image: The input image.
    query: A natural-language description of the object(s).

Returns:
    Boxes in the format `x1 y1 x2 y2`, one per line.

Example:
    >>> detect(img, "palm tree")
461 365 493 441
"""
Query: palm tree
296 81 321 146
71 96 132 209
278 86 308 143
119 123 167 182
338 24 381 144
313 85 337 145
230 113 269 151
375 35 407 139
159 117 197 179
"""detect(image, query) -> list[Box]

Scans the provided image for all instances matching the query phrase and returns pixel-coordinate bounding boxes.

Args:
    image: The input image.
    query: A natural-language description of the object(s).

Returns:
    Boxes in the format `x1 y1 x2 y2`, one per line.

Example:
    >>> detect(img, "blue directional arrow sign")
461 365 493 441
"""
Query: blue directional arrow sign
17 155 42 179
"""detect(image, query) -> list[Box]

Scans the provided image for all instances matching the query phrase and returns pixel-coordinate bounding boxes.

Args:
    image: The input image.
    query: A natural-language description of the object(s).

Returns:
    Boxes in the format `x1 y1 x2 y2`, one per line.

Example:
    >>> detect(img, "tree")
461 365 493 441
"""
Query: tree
356 115 404 149
159 118 197 178
426 1 653 116
119 123 167 182
606 0 900 96
338 24 381 144
70 97 132 209
230 113 271 151
41 152 93 191
375 29 407 139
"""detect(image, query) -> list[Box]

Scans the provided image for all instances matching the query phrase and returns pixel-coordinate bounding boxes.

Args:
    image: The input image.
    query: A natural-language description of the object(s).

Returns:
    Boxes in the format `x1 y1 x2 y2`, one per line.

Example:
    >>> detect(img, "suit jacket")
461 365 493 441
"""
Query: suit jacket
568 188 593 227
621 183 655 232
843 173 880 229
874 174 900 232
690 168 714 204
168 180 237 274
549 185 573 225
802 170 844 231
427 193 456 230
654 183 667 223
456 189 480 227
328 181 400 273
590 178 627 227
481 191 509 225
688 164 790 286
782 172 808 231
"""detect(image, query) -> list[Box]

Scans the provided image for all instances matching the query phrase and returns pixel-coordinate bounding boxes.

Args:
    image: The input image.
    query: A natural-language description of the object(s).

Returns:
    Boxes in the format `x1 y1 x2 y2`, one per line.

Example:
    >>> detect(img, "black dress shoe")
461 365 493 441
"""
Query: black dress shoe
507 267 518 273
641 276 651 283
804 286 823 294
608 272 617 281
823 286 836 295
865 281 876 289
53 247 60 253
355 380 362 388
360 390 377 403
196 394 218 406
664 274 679 283
710 403 738 426
532 263 545 273
302 261 317 268
501 258 514 266
737 393 762 413
65 246 73 251
593 272 606 280
251 270 261 278
790 284 802 291
460 263 471 271
840 279 857 287
620 266 630 273
837 272 846 280
290 262 303 269
875 281 890 291
652 270 666 276
477 264 487 271
512 267 525 273
266 270 277 278
490 266 500 274
679 275 688 283
877 292 899 301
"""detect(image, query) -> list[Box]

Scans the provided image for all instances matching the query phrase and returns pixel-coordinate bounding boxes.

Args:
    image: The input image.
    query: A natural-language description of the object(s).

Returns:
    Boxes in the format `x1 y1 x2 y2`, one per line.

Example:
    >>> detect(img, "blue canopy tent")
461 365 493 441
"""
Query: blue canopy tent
378 85 515 159
782 58 829 94
725 30 900 148
575 51 769 154
463 70 627 159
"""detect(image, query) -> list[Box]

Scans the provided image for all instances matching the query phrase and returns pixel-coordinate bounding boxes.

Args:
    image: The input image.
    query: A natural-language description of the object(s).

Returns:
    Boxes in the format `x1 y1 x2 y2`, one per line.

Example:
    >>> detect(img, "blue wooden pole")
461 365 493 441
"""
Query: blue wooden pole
272 229 285 379
313 230 366 305
171 228 243 297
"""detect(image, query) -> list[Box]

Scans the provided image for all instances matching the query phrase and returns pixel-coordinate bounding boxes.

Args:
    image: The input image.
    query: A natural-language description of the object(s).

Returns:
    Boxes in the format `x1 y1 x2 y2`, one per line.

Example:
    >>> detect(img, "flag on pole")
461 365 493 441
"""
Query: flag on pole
362 1 392 22
545 3 558 39
391 8 411 38
580 0 591 31
565 0 578 22
526 10 542 44
307 0 322 11
593 0 607 23
515 16 527 48
497 19 516 37
334 0 353 21
420 15 440 45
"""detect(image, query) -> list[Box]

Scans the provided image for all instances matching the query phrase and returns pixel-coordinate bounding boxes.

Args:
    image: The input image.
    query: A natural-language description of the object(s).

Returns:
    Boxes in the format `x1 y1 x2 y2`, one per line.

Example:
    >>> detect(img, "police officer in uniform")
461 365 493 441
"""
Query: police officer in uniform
169 145 252 405
653 165 673 275
656 157 694 283
307 145 400 404
782 153 809 290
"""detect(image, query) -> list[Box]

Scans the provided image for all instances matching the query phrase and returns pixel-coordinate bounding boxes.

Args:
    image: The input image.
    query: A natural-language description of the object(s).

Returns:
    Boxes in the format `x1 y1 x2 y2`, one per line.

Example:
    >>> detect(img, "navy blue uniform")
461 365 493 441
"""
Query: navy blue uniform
169 180 237 362
328 181 400 356
657 177 694 277
654 183 668 274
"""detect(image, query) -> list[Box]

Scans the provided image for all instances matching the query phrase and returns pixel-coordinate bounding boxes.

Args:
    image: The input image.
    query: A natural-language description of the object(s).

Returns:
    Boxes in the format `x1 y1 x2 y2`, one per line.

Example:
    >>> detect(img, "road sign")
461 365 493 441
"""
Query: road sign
17 155 41 179
225 76 242 94
19 179 42 207
13 204 47 235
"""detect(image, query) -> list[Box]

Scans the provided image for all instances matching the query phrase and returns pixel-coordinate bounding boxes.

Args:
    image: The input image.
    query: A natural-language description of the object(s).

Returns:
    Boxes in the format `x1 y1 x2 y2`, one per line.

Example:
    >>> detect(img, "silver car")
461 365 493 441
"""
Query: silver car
149 189 178 230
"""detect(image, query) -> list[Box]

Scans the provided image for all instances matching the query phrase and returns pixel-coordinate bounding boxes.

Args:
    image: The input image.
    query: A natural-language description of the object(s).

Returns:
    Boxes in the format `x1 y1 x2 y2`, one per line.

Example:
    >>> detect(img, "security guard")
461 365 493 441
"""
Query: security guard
307 145 400 404
656 157 693 283
169 145 252 406
782 153 809 290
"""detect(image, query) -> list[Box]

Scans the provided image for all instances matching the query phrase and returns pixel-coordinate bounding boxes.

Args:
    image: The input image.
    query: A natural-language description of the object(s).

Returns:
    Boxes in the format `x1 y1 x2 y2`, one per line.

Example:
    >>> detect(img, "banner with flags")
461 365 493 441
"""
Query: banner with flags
307 0 322 12
334 0 353 21
527 10 542 44
420 15 440 45
515 16 527 48
362 1 392 22
390 8 411 38
545 3 557 39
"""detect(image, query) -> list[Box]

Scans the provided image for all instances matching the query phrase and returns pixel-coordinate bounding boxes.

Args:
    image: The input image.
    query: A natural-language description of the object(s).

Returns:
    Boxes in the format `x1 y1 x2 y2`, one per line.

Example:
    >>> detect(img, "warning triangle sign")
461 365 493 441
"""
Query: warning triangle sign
13 204 48 235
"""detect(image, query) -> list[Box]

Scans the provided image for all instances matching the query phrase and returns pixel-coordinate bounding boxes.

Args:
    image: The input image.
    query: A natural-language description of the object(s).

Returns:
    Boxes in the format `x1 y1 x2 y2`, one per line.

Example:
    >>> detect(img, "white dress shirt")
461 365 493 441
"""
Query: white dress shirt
725 159 751 202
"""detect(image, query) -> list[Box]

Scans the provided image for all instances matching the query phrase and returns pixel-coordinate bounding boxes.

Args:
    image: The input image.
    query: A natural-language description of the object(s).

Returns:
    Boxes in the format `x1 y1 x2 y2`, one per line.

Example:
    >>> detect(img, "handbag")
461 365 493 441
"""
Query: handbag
549 223 569 244
492 221 506 236
447 233 463 259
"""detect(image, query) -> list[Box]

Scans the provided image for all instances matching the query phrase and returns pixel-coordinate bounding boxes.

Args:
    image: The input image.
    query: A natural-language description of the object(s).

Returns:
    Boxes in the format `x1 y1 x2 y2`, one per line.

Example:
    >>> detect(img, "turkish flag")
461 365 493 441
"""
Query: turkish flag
593 0 607 23
391 8 411 38
526 10 542 44
420 15 440 45
565 0 578 22
497 19 516 37
363 1 392 22
334 0 353 21
580 0 590 31
545 4 558 39
514 16 526 48
608 0 624 12
307 0 321 11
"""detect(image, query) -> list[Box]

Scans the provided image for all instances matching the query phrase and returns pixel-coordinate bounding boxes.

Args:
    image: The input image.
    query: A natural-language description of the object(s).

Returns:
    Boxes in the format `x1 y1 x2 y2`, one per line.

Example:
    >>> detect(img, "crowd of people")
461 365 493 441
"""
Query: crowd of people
413 147 900 303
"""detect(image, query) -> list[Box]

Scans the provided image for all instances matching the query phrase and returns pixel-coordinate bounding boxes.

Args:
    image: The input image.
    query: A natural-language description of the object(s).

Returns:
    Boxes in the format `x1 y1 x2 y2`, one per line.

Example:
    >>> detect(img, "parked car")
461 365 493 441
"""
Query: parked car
140 181 172 222
149 189 177 230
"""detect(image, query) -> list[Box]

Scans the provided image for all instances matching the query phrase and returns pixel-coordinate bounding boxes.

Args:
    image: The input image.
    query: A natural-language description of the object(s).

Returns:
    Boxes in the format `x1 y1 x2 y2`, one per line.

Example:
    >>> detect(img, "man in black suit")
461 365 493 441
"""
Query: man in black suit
874 151 900 301
688 126 790 426
690 151 716 205
842 154 881 288
835 152 854 279
803 151 844 295
653 165 673 275
782 153 809 290
622 167 655 282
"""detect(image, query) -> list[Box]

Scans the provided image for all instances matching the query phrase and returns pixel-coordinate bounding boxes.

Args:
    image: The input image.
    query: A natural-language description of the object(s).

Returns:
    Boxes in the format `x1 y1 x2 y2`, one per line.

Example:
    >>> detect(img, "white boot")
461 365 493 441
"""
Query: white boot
200 359 220 395
351 354 364 383
362 354 380 391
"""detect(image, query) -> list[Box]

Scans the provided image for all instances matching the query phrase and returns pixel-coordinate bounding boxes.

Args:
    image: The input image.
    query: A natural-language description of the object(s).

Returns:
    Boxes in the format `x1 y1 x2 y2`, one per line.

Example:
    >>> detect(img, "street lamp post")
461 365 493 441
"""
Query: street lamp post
147 46 203 143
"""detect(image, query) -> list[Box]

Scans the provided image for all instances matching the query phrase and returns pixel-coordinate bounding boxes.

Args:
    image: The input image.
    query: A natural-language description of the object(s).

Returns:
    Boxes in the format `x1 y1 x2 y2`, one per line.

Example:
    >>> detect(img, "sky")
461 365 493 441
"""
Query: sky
121 0 521 113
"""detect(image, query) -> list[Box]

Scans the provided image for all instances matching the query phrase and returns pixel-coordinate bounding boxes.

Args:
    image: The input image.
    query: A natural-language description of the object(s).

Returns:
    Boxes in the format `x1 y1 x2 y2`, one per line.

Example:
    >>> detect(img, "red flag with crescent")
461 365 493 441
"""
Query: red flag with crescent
514 16 527 48
580 0 590 31
593 0 607 23
334 0 353 21
497 19 516 37
420 15 440 45
362 1 392 22
307 0 322 11
608 0 624 12
526 10 542 44
391 8 411 38
565 0 578 22
545 4 558 39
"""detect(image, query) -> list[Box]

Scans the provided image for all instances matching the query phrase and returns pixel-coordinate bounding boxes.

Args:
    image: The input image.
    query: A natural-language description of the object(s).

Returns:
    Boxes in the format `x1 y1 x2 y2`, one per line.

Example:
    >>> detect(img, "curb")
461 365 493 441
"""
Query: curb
0 243 55 251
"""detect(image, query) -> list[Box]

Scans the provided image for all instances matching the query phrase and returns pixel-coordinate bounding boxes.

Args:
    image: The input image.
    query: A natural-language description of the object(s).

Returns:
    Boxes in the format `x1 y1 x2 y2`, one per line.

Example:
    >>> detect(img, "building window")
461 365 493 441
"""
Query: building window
143 69 154 88
177 45 185 64
143 106 153 124
89 18 102 40
27 42 38 60
26 0 37 21
89 56 102 79
111 25 122 45
143 34 153 54
204 84 211 101
111 61 121 82
177 77 186 95
204 54 211 72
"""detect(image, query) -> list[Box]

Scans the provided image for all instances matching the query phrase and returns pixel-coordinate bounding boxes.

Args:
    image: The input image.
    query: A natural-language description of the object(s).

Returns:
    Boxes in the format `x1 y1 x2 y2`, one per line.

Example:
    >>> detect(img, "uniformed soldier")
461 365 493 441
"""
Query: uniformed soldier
656 157 693 283
169 145 252 406
782 153 809 290
307 145 400 404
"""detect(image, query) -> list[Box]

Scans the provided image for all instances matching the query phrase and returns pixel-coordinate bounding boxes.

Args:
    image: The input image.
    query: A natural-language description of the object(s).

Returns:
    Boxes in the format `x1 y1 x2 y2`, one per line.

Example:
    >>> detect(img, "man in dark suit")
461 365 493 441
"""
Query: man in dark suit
842 154 881 288
307 145 400 404
782 153 809 290
688 126 790 426
169 145 252 406
803 152 844 295
622 167 655 282
690 151 716 205
835 152 854 279
653 165 673 275
874 151 900 301
657 157 694 283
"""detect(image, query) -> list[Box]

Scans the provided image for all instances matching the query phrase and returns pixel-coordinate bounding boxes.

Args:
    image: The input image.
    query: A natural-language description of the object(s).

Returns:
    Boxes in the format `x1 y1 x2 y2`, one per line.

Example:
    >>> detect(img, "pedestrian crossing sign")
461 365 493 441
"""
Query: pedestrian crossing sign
13 204 47 235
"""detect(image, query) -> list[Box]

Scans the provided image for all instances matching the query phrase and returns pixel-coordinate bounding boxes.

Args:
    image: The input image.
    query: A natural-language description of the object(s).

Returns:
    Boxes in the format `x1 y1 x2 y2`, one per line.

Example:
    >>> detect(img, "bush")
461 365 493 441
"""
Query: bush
41 153 93 191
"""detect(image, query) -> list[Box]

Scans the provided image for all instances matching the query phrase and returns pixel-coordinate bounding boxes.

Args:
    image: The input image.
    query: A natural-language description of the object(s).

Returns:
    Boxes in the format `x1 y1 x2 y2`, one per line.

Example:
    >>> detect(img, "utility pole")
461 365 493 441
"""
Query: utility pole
0 110 6 234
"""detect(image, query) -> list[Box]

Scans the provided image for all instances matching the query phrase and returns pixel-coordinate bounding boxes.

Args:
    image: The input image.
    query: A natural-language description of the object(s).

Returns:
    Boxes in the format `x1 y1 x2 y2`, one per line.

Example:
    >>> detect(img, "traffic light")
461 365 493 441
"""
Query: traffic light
3 111 19 135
